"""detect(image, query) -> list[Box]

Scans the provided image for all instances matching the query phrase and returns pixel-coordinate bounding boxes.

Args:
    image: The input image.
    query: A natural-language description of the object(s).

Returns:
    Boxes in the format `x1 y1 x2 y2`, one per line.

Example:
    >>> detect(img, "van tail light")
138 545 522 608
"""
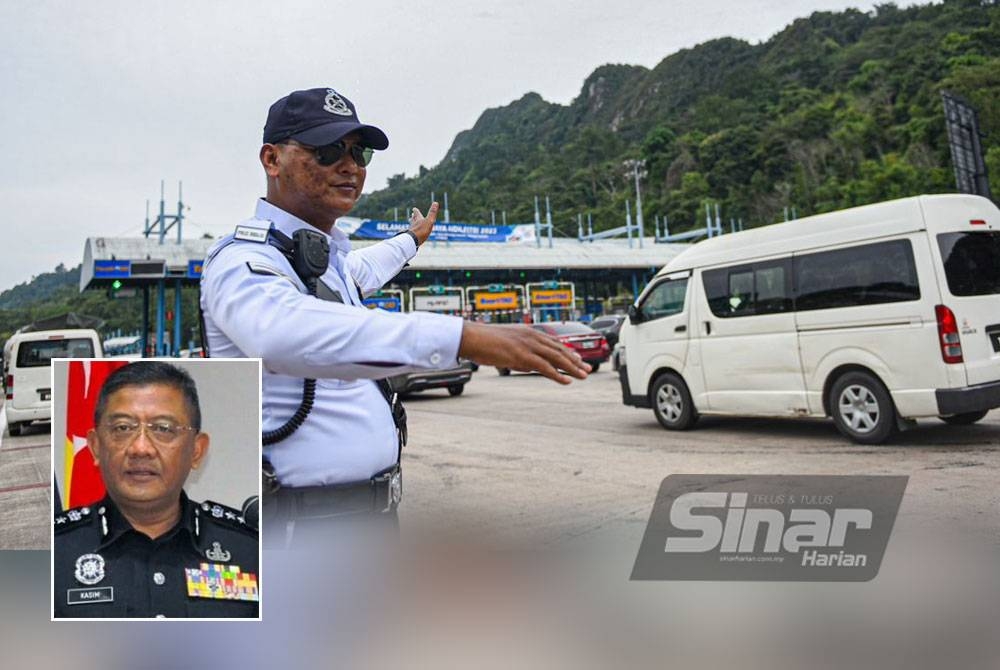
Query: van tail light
5 374 12 400
935 305 964 364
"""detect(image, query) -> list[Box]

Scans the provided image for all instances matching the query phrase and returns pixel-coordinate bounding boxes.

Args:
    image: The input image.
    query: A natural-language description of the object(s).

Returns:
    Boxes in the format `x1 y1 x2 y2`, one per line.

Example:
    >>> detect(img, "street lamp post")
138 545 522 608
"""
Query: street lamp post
624 159 647 249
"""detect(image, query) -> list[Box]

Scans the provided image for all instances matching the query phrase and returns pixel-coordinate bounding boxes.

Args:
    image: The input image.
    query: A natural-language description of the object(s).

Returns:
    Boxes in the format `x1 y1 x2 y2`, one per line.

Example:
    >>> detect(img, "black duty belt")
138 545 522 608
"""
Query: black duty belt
262 465 402 519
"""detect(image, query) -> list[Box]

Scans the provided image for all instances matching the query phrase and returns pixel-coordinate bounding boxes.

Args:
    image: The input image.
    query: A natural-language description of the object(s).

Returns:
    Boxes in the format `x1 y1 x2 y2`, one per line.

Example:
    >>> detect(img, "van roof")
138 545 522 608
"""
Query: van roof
660 194 999 275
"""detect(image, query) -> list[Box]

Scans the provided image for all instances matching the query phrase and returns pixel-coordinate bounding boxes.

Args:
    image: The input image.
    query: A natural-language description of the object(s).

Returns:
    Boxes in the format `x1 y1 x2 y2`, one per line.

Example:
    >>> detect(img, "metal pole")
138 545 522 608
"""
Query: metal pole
444 192 450 222
633 162 644 249
156 281 166 356
176 181 183 244
626 200 633 249
141 286 150 356
173 279 182 357
159 180 166 245
545 196 553 248
534 196 541 248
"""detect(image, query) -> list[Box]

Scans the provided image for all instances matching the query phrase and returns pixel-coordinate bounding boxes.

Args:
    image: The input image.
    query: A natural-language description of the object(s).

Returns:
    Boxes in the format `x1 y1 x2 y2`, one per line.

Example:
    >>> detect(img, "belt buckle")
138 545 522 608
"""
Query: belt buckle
373 468 402 513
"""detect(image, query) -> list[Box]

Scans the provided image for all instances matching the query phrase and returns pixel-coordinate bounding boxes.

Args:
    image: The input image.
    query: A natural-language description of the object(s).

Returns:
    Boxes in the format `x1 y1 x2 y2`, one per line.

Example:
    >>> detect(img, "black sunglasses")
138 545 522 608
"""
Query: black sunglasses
291 140 375 167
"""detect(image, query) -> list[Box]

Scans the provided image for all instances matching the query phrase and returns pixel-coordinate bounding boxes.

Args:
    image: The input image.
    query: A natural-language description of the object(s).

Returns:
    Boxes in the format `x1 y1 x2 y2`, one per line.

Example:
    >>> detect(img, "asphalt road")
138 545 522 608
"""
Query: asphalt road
4 366 999 551
399 366 1000 545
0 410 52 549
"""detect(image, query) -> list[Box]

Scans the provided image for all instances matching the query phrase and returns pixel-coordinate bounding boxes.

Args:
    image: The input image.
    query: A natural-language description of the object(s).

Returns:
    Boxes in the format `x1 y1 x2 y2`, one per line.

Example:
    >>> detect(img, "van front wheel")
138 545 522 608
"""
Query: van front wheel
651 373 698 431
829 372 896 444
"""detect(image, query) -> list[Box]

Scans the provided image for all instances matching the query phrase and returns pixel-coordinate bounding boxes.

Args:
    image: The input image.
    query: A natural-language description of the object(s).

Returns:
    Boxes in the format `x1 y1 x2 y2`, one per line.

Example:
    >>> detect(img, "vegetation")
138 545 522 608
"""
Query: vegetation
354 0 1000 234
4 1 998 338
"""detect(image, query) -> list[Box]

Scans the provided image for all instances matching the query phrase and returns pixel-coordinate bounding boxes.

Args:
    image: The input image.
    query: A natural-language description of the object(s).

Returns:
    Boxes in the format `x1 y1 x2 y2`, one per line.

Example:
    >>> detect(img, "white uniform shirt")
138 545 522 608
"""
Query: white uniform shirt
200 199 463 487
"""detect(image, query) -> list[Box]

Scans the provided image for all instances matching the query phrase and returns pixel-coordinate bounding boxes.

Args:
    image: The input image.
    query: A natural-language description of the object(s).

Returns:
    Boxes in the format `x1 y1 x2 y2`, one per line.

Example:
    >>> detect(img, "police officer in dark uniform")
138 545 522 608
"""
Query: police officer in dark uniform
53 362 259 618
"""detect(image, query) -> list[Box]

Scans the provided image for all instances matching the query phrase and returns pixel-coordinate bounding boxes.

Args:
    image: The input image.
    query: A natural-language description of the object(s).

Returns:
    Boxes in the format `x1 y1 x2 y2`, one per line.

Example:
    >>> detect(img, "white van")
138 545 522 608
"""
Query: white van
3 329 103 436
619 194 1000 444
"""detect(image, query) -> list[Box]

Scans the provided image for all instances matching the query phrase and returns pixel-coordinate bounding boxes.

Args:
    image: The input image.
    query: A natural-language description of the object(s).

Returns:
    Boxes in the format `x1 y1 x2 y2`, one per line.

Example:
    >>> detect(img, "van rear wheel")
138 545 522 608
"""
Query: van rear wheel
829 372 896 444
939 410 989 425
8 421 23 437
651 372 698 431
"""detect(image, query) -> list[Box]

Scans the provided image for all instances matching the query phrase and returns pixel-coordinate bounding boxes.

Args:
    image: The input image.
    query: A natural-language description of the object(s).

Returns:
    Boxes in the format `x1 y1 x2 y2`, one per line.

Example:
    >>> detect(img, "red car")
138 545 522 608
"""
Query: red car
496 321 610 375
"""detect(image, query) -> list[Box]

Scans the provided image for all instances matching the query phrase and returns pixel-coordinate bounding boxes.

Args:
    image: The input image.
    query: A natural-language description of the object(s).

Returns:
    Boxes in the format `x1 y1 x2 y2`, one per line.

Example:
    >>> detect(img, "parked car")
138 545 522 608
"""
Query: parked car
589 314 627 349
388 360 475 397
497 321 610 375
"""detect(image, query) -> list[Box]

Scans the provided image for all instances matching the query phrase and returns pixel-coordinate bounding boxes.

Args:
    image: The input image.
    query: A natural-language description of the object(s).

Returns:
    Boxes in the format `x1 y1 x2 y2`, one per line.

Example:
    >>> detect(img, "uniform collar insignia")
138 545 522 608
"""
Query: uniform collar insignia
74 553 106 586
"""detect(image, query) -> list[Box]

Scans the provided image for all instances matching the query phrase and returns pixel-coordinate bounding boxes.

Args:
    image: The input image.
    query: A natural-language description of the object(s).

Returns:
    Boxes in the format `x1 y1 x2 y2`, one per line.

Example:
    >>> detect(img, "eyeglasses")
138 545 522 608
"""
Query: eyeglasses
290 140 374 168
100 420 196 448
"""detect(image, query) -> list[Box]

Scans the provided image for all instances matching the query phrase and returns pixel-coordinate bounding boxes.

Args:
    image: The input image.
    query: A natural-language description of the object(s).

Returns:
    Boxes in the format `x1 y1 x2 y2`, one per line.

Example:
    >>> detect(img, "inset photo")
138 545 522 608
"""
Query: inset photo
50 358 261 620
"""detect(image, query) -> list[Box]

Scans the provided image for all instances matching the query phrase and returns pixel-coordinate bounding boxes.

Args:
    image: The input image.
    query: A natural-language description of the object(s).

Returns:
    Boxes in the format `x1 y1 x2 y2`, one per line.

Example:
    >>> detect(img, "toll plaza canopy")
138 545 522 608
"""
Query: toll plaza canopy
79 231 690 352
79 234 690 292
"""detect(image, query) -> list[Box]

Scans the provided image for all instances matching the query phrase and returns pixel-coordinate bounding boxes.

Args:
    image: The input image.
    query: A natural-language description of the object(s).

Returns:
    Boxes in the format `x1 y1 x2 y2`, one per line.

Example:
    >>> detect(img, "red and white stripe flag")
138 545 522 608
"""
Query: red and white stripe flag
62 360 128 510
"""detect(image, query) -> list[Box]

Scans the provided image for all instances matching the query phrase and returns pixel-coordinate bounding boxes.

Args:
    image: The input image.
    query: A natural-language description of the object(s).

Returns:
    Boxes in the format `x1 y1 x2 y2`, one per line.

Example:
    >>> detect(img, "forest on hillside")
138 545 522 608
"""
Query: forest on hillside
354 0 1000 233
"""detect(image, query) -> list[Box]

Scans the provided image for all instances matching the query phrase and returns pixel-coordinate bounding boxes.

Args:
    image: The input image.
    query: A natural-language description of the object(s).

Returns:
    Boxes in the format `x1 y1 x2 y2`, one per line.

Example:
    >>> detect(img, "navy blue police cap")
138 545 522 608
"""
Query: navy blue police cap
263 87 389 149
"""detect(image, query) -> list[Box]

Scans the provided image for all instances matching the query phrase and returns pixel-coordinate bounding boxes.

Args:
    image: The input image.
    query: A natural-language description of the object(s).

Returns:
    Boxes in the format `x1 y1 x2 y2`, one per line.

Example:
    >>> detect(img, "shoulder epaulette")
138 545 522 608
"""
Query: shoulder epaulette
198 500 256 535
53 505 97 534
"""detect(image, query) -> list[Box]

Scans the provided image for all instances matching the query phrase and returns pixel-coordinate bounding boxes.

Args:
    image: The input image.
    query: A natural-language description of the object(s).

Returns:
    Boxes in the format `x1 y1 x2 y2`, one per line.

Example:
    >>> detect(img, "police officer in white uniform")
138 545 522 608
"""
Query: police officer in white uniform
200 87 589 546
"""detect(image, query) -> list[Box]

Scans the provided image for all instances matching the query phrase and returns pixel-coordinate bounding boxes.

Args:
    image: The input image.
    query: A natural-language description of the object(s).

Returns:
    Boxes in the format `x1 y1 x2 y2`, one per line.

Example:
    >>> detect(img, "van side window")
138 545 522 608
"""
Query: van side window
794 239 919 311
639 277 688 321
703 260 792 318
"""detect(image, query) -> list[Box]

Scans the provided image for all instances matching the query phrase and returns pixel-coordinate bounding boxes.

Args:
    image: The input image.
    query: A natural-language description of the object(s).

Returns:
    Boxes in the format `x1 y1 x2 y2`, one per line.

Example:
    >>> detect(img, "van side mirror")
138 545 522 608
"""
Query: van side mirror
628 304 643 325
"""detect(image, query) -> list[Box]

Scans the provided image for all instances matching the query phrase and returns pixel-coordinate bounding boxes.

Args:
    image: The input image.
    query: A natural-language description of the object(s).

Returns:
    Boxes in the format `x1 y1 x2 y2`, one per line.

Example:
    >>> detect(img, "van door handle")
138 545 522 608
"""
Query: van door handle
704 322 711 335
674 325 687 333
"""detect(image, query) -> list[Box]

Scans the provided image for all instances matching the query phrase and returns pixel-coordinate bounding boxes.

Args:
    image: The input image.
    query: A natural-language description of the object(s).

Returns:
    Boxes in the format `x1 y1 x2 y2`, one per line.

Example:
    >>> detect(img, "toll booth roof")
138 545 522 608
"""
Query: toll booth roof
353 236 689 271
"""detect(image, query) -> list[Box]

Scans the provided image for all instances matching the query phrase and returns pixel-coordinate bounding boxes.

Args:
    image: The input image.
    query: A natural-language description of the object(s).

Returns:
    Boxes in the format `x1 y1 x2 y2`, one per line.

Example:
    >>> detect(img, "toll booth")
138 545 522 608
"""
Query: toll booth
465 284 527 323
409 285 464 315
526 281 576 322
362 289 404 312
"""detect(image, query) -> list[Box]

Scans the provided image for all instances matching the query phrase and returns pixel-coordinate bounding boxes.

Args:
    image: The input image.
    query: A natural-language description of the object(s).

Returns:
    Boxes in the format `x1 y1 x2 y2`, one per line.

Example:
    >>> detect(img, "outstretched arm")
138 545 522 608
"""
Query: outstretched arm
458 321 590 384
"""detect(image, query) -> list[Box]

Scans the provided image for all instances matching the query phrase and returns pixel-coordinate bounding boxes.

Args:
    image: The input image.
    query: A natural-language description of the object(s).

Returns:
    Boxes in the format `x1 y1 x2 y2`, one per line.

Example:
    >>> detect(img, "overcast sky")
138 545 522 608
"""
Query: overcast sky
0 0 925 292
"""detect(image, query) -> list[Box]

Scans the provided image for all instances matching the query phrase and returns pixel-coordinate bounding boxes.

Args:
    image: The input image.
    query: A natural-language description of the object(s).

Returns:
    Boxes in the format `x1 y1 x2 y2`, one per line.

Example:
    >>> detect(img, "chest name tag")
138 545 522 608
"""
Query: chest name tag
234 225 269 243
185 563 259 602
67 587 114 605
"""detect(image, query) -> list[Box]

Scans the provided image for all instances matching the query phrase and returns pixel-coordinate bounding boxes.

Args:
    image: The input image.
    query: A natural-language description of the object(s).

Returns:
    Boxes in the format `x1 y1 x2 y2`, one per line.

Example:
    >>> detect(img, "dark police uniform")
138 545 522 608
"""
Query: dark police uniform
53 492 259 618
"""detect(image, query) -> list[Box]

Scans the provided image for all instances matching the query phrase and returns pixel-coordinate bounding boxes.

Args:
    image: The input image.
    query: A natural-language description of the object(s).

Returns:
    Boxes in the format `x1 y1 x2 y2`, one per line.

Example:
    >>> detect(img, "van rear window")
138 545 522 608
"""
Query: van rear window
15 338 95 368
937 231 1000 297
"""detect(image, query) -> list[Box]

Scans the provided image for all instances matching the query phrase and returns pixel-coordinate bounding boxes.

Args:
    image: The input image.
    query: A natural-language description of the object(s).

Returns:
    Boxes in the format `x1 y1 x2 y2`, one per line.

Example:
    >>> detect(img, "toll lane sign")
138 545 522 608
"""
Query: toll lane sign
531 289 572 306
475 292 518 310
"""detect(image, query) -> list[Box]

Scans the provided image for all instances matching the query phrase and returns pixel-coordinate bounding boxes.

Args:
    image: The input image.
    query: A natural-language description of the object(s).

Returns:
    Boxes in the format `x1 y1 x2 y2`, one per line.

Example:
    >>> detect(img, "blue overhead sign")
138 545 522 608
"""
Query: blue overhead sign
353 220 534 244
188 260 204 278
363 296 401 312
94 260 131 278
